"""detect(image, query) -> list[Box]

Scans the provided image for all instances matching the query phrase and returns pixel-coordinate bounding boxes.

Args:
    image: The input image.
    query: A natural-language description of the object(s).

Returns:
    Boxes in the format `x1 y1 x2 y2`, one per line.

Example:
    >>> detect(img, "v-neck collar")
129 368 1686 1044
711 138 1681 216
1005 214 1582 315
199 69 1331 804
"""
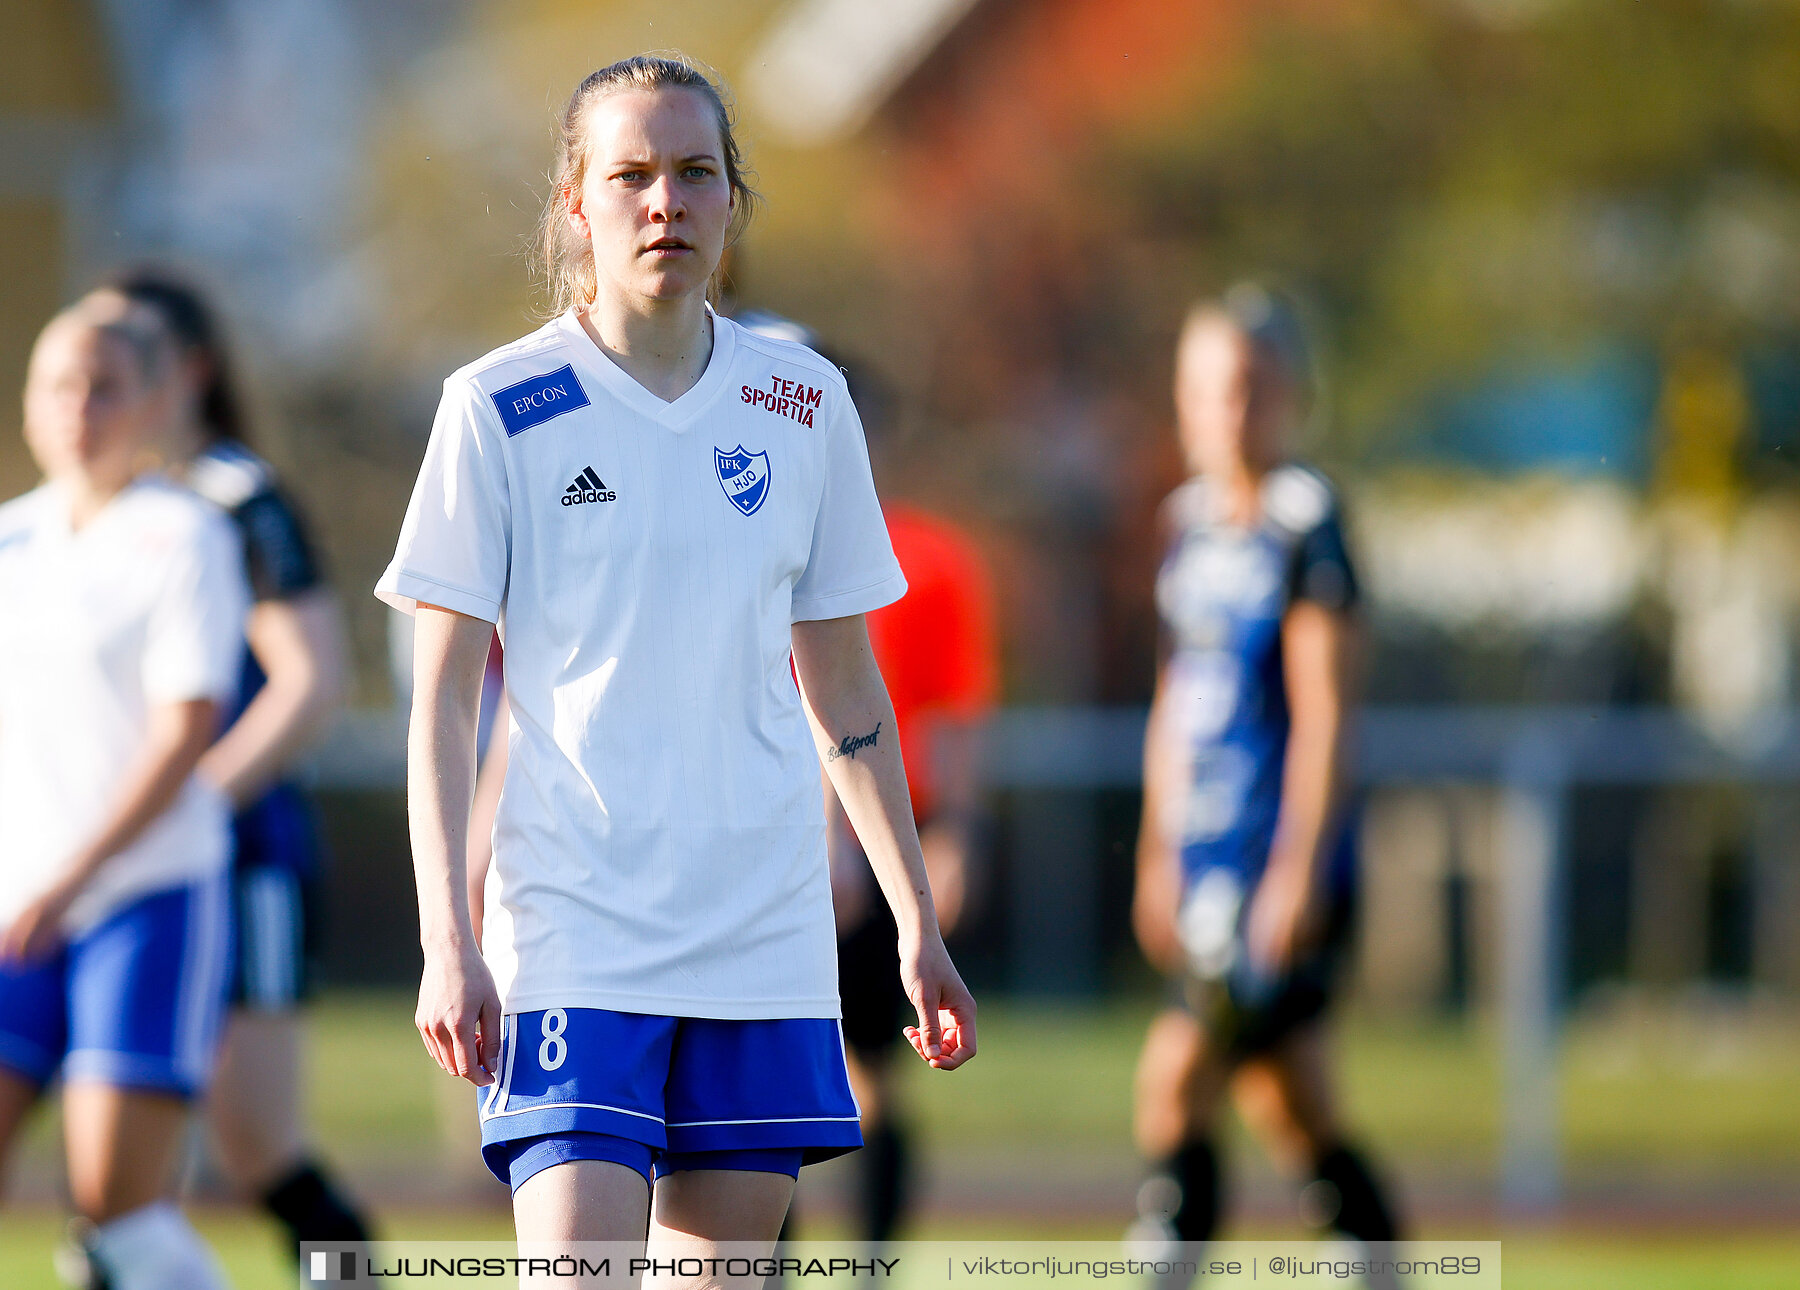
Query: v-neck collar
45 473 154 544
557 306 735 430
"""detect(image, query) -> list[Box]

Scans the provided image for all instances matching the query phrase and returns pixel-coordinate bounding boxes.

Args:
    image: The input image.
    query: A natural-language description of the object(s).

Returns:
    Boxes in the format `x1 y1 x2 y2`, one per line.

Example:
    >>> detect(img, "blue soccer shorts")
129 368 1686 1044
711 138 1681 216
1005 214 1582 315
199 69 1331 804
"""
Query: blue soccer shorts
478 1009 862 1189
498 1134 805 1191
228 783 323 1010
0 874 233 1098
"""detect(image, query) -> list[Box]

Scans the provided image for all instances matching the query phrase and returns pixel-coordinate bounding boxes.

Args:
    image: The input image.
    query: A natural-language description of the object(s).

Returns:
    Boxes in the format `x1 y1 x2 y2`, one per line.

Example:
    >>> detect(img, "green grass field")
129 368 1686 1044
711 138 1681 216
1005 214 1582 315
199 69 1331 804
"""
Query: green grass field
1 993 1796 1288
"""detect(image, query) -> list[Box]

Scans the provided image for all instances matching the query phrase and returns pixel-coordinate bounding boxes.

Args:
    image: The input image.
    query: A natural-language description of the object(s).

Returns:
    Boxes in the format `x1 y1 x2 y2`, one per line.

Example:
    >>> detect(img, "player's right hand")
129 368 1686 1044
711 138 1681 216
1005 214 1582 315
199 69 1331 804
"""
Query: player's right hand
416 944 502 1086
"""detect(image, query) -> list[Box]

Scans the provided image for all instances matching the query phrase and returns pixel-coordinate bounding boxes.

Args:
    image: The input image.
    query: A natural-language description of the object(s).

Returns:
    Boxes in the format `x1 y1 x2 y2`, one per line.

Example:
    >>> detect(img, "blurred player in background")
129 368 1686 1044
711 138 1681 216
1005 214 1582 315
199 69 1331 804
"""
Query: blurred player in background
739 311 999 1244
80 273 372 1268
382 54 975 1263
0 304 247 1289
1130 289 1401 1270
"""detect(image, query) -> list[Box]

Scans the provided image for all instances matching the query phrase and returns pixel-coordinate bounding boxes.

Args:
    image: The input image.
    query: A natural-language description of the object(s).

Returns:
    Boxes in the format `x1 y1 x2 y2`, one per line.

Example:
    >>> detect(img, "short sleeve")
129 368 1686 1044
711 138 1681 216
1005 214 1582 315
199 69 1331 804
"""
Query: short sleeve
1287 507 1359 613
235 488 322 601
790 392 907 622
142 511 251 704
375 376 513 622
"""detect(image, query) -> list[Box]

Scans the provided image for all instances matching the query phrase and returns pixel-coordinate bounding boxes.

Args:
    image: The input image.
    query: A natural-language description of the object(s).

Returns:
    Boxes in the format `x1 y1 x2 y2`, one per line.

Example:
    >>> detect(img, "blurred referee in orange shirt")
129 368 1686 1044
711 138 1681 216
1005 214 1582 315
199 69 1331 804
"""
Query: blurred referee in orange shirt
740 312 999 1243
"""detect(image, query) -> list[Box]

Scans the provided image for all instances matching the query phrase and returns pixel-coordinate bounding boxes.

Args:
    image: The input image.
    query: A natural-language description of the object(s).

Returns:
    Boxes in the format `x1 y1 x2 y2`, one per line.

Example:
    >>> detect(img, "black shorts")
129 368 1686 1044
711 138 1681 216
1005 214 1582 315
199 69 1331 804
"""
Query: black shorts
1171 885 1356 1061
837 903 908 1060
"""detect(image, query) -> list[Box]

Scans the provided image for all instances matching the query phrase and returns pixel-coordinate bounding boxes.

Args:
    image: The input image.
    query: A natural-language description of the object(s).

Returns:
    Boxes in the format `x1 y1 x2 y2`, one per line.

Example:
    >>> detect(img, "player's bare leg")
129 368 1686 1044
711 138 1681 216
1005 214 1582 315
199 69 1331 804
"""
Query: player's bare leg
64 1084 188 1223
1230 1027 1339 1176
209 1007 371 1256
0 1067 40 1198
1234 1025 1401 1286
1133 1008 1229 1158
1131 1007 1231 1262
514 1160 648 1288
208 1010 306 1187
647 1169 794 1290
63 1081 228 1289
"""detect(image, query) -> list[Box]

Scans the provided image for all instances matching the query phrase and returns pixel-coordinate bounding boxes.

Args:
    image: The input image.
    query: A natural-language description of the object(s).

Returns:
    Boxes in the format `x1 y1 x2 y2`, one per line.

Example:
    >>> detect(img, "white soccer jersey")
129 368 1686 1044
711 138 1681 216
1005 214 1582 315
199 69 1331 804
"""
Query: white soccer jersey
0 476 248 933
378 310 906 1018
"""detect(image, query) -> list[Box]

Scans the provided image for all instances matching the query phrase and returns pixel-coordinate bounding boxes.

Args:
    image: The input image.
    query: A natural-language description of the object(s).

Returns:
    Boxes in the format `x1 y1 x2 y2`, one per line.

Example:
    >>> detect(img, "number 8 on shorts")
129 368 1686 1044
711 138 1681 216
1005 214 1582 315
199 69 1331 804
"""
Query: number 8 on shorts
538 1007 568 1071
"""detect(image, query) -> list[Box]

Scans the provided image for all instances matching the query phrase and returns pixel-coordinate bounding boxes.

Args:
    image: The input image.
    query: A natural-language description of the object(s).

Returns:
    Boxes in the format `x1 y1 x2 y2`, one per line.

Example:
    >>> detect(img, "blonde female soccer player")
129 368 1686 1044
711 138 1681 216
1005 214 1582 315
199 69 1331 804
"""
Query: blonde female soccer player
81 272 371 1265
1131 291 1400 1265
378 54 975 1256
0 304 248 1289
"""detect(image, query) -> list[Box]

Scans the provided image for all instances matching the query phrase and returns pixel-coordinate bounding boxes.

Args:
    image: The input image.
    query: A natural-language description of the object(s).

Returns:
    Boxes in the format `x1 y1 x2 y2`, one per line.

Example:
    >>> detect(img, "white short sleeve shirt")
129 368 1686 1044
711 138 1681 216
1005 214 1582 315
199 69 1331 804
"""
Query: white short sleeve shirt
0 476 249 933
378 311 906 1018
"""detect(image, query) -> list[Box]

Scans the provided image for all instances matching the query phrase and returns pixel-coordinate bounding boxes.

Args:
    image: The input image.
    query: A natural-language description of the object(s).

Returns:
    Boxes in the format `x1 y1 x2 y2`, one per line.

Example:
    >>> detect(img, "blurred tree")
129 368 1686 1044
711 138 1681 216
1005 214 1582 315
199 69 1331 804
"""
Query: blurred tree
847 0 1800 464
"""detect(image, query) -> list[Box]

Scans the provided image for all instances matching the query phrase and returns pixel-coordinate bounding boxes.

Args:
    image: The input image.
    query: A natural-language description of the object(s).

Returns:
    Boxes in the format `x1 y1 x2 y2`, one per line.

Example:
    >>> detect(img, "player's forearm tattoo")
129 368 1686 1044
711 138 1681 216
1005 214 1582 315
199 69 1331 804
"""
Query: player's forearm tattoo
825 722 882 762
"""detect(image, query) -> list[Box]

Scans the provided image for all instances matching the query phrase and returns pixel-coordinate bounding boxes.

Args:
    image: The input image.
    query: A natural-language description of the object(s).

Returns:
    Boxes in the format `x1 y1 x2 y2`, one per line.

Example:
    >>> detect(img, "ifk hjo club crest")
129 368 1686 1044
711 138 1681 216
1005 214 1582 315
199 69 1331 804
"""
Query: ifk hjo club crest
715 446 771 516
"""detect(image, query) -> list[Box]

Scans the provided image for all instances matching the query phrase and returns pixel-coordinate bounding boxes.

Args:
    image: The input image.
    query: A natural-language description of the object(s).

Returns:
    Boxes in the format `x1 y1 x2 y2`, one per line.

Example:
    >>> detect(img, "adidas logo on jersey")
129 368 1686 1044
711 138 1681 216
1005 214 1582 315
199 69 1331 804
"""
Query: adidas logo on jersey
561 467 616 506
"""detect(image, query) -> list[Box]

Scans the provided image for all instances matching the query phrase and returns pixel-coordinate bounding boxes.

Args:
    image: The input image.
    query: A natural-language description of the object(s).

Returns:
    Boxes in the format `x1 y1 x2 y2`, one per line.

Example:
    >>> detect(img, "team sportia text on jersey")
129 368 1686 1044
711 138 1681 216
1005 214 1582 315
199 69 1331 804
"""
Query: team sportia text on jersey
742 375 823 427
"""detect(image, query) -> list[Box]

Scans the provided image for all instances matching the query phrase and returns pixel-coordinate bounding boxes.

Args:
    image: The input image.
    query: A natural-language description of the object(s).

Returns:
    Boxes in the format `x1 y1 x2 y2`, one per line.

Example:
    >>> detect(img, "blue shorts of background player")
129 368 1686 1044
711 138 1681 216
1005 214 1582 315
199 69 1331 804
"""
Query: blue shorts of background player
227 781 323 1011
1173 814 1361 1060
1171 877 1357 1060
0 875 232 1098
480 1009 862 1192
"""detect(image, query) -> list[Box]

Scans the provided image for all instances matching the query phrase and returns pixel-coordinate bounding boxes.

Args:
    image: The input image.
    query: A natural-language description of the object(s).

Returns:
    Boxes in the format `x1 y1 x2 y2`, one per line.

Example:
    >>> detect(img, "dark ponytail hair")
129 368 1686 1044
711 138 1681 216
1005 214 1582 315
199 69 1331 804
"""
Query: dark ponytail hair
99 269 249 444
